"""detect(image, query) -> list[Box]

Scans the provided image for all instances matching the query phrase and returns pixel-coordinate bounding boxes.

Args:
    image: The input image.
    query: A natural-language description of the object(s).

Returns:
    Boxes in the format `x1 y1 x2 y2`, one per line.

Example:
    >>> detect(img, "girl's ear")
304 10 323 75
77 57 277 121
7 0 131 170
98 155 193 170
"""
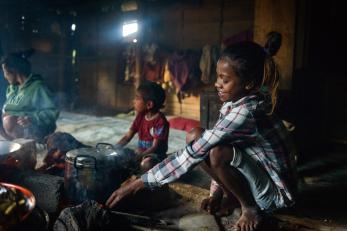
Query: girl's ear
245 82 254 90
146 100 154 110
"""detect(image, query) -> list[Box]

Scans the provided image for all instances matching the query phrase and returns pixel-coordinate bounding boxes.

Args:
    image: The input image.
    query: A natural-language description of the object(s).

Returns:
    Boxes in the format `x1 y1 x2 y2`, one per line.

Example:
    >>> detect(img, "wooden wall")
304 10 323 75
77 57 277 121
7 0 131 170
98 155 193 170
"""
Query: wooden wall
68 0 255 118
253 0 296 90
145 0 255 119
75 11 132 113
0 1 254 118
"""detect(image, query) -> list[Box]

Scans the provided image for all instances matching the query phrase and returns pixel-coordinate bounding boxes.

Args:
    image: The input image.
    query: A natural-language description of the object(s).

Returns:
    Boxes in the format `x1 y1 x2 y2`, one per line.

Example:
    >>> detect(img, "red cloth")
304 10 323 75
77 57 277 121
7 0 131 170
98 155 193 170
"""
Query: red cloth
168 117 200 132
131 111 169 154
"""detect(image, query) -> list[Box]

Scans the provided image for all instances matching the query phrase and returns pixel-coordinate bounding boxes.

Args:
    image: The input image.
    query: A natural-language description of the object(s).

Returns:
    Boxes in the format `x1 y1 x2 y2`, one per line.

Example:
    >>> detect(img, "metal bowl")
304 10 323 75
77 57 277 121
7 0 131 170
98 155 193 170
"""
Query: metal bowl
0 140 21 155
0 182 36 231
0 141 22 165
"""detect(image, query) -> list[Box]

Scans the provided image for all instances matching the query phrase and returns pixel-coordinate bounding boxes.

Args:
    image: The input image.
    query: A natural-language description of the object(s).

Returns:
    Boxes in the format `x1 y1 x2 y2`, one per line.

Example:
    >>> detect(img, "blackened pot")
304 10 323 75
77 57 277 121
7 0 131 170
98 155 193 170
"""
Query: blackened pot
64 143 135 204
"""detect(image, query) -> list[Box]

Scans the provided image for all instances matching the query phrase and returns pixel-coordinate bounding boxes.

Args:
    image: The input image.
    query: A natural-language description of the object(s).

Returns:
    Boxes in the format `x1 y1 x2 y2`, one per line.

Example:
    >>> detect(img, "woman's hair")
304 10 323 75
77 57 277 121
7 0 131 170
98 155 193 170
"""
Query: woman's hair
1 49 35 76
219 32 281 114
137 81 166 111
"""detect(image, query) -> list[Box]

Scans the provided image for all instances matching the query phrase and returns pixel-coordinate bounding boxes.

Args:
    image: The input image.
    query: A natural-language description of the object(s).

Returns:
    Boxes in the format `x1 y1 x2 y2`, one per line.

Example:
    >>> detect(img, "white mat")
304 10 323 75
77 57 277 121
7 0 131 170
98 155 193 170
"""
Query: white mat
56 111 187 153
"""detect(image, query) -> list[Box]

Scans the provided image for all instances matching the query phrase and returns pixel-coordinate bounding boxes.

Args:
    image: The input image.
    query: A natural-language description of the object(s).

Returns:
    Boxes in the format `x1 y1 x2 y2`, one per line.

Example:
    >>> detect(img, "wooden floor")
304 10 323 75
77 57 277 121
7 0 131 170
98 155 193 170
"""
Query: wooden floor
294 149 347 226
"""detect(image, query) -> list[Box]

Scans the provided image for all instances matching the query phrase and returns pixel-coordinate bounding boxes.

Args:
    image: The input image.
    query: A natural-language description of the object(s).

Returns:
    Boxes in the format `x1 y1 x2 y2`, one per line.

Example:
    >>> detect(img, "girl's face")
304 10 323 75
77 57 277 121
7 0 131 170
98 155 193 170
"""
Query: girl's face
2 64 18 85
215 58 247 102
133 91 147 113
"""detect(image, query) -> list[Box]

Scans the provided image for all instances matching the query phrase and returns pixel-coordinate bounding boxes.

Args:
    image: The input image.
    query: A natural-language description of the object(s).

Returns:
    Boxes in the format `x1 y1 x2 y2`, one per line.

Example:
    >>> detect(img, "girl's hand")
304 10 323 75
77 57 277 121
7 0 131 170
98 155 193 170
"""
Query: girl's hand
200 194 223 214
17 116 31 127
105 178 145 208
135 149 145 161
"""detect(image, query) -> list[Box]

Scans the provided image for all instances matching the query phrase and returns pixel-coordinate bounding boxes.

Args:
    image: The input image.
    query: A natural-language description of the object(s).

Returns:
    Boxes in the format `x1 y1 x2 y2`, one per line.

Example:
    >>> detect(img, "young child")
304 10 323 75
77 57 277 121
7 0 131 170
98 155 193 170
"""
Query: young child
117 81 169 172
107 40 296 231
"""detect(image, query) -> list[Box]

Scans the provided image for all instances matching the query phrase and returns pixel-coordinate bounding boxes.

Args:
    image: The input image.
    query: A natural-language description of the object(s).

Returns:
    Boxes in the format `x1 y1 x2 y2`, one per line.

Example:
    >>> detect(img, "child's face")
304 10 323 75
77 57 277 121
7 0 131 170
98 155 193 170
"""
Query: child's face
215 58 246 102
133 91 147 113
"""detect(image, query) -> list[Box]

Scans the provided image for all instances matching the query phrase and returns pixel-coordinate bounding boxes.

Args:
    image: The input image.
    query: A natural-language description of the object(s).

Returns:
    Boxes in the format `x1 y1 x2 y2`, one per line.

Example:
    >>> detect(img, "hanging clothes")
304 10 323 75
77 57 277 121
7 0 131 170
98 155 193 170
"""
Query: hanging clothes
167 50 202 102
142 62 162 82
141 43 166 82
163 61 172 84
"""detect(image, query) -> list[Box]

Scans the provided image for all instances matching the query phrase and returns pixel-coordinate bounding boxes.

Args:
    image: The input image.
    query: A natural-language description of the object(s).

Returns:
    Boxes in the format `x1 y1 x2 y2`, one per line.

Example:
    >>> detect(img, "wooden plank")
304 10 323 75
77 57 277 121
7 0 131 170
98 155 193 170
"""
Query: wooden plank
115 83 135 110
223 5 254 21
78 59 98 106
274 214 347 231
183 8 221 23
254 0 296 90
96 59 117 107
222 21 254 38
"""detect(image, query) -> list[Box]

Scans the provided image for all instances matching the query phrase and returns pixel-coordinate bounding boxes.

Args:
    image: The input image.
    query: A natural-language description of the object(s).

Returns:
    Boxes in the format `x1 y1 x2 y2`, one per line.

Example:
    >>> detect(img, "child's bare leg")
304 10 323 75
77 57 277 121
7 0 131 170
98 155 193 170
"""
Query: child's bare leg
140 157 156 172
186 127 205 144
209 145 261 231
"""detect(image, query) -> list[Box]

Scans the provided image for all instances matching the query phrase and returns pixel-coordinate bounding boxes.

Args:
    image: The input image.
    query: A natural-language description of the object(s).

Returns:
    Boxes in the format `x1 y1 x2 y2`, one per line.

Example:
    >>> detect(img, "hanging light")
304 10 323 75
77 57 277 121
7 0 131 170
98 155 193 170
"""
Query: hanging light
71 24 76 31
122 20 138 37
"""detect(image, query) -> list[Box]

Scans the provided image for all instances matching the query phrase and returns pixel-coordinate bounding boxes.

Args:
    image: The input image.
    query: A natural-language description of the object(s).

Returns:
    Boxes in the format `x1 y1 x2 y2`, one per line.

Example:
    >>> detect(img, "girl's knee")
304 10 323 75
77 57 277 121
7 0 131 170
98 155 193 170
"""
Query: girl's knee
209 145 235 169
140 157 156 172
186 127 205 144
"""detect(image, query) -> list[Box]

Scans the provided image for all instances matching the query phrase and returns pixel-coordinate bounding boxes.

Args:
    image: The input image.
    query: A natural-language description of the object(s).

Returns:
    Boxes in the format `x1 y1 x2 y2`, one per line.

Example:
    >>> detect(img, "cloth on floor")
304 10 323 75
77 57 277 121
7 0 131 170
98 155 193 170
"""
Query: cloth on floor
168 117 200 133
46 132 89 153
53 200 132 231
38 132 90 176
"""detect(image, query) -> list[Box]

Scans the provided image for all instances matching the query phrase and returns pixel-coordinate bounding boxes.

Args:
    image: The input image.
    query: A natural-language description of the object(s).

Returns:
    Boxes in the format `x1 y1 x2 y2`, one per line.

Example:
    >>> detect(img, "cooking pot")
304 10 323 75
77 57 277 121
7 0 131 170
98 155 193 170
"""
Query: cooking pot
64 143 136 204
0 182 36 231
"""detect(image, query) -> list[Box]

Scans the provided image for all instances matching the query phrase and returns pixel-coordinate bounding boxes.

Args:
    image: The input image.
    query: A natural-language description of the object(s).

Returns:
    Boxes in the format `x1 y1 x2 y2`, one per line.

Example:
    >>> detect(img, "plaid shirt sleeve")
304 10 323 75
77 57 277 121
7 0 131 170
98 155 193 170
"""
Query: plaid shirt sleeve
141 104 256 189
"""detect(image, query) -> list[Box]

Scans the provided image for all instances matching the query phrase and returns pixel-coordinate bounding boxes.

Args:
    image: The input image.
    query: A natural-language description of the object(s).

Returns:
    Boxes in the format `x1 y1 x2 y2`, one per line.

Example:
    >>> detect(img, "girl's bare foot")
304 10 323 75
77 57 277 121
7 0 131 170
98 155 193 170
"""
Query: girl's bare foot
200 195 222 214
215 196 239 217
233 206 261 231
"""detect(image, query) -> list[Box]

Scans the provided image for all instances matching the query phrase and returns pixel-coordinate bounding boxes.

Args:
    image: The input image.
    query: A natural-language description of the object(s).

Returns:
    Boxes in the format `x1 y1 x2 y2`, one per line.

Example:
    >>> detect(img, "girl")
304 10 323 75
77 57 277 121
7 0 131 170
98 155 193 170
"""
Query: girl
106 40 296 231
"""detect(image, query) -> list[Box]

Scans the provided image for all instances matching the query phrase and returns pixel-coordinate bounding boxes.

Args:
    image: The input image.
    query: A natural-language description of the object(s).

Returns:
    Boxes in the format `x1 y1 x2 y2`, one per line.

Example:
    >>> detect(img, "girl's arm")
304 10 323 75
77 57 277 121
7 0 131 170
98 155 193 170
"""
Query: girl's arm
142 105 255 189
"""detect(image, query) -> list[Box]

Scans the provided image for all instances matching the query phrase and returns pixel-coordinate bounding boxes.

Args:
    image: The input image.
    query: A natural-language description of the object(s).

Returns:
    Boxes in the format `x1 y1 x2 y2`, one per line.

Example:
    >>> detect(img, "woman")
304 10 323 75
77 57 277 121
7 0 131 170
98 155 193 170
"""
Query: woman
1 50 59 142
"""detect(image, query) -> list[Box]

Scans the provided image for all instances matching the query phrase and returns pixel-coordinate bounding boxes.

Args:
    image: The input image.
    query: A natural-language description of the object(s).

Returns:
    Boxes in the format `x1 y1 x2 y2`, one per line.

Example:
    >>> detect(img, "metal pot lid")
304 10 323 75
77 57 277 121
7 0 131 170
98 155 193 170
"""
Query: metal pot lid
0 140 22 156
66 143 136 169
66 147 120 159
65 143 122 163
